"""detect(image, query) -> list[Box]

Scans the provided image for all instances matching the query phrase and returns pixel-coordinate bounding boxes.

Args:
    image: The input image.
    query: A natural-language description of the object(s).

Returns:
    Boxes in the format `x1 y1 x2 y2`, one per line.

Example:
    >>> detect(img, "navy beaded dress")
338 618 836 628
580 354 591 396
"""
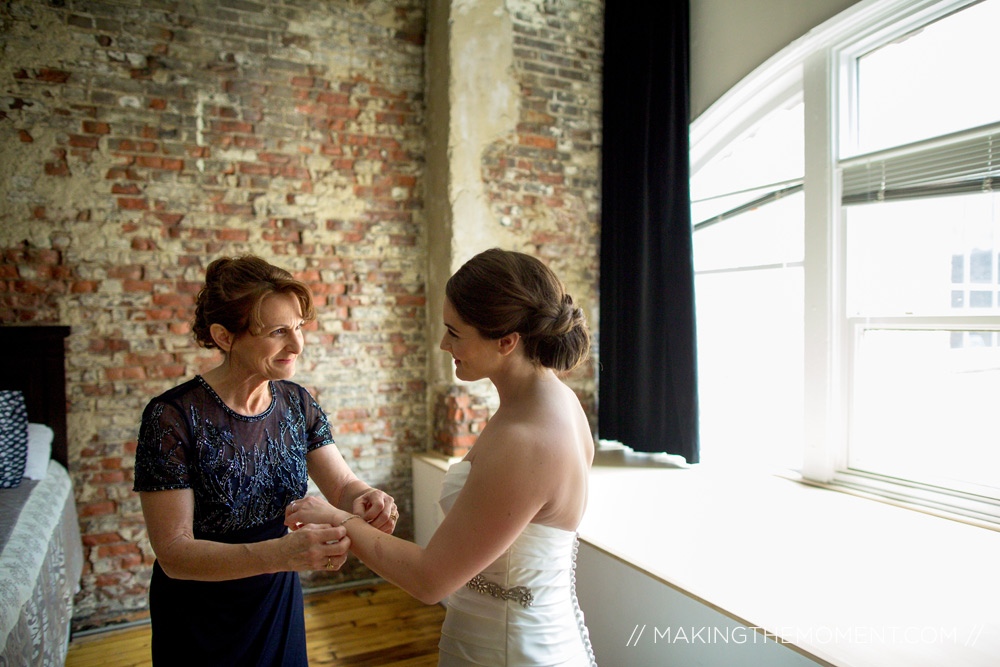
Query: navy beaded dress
134 376 335 667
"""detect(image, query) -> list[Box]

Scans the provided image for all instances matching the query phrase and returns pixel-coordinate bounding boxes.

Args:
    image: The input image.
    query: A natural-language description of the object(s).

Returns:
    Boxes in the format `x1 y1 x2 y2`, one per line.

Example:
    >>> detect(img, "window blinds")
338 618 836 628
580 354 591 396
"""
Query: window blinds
841 122 1000 205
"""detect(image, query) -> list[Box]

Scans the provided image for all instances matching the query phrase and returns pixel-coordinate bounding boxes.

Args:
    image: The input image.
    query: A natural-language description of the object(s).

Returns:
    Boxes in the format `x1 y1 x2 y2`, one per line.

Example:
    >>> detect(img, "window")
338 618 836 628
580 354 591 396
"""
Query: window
691 99 804 470
691 0 1000 524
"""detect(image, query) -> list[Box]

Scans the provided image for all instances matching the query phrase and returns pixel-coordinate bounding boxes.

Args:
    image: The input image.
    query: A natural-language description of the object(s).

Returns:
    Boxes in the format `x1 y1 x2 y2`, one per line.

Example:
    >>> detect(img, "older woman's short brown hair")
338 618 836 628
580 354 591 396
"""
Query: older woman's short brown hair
192 255 316 350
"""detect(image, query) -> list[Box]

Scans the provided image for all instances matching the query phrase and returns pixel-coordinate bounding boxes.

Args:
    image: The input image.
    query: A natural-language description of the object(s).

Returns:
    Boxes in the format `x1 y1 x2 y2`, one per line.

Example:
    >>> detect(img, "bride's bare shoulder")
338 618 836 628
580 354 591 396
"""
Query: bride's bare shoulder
475 415 579 473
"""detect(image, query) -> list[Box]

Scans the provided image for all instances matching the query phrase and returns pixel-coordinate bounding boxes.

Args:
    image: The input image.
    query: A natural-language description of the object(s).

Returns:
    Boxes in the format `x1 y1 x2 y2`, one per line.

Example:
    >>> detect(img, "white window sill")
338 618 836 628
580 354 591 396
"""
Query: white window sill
577 446 1000 666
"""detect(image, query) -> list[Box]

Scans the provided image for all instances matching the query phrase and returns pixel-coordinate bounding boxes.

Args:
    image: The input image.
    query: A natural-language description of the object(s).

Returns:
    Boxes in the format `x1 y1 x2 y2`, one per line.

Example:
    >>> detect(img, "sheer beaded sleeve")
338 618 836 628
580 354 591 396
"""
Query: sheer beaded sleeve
134 399 191 492
293 384 334 452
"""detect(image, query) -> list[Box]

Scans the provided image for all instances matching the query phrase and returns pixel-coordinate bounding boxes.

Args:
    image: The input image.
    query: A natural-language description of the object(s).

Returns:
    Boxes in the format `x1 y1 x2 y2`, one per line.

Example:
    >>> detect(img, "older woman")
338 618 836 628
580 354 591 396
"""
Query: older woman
287 248 597 666
134 255 398 666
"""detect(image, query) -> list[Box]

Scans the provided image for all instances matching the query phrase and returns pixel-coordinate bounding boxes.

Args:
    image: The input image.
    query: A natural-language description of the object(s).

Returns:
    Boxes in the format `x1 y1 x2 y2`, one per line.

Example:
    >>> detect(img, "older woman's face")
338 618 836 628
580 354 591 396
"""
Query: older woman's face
229 292 305 382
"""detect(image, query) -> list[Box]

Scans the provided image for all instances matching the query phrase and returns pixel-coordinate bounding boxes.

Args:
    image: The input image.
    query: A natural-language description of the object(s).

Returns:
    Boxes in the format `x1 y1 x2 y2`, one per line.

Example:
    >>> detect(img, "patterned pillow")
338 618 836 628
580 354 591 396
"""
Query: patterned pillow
0 390 29 488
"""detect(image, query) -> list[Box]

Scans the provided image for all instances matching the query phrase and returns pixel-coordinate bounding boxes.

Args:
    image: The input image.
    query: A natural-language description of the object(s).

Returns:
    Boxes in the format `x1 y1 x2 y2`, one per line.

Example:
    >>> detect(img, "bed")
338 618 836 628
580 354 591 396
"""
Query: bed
0 325 84 666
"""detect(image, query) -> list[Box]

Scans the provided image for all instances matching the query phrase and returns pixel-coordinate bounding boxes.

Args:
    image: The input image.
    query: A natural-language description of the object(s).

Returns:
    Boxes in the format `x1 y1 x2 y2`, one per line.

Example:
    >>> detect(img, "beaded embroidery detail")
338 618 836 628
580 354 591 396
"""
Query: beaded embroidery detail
465 575 534 608
134 377 334 535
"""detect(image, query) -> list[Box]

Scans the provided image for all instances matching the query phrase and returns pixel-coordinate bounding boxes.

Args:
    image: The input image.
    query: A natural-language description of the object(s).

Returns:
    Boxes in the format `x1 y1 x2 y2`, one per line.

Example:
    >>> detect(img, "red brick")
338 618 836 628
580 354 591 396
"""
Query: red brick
95 470 126 484
376 112 404 125
129 238 157 250
118 554 143 568
144 309 174 321
36 68 70 83
370 85 407 100
282 166 310 180
82 533 121 547
152 293 193 307
213 120 254 133
95 573 126 587
78 501 115 517
238 162 271 175
258 152 291 164
45 162 69 176
69 134 99 148
105 167 143 180
518 134 557 149
214 203 254 215
97 544 140 558
118 198 149 210
71 281 99 293
233 136 263 149
150 364 186 379
82 120 111 134
328 106 360 119
316 92 350 105
215 229 248 241
336 408 370 420
263 230 300 242
112 183 141 195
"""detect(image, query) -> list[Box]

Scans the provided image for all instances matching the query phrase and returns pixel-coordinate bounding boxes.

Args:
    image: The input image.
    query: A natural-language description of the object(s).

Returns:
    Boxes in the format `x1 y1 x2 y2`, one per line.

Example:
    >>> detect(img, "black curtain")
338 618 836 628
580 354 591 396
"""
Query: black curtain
598 1 699 462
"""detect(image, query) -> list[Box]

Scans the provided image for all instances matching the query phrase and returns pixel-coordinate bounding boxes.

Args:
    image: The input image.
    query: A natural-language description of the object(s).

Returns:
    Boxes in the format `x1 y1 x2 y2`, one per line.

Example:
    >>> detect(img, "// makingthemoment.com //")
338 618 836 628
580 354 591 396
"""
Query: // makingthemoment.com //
624 624 984 648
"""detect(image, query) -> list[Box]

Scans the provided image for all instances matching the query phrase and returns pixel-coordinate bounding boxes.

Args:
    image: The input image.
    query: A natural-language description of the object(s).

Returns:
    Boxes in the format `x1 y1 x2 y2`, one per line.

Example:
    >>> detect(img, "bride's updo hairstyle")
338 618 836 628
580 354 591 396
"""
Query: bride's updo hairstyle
193 255 316 350
446 248 590 372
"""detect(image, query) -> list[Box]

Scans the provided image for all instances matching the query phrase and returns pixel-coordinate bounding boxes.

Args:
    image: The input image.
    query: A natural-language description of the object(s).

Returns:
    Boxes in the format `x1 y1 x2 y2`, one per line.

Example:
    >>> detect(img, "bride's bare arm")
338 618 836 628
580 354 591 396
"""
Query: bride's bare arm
286 426 556 604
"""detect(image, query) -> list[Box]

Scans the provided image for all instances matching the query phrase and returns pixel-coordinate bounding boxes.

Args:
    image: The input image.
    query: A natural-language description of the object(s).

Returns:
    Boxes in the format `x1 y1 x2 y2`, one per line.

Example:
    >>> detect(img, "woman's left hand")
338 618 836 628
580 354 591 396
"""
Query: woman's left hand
353 487 398 534
285 495 347 530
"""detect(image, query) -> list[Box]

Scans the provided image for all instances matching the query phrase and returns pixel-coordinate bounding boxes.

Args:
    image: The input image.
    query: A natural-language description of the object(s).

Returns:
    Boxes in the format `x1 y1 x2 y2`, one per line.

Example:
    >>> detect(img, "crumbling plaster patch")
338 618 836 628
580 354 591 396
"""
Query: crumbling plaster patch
448 0 521 269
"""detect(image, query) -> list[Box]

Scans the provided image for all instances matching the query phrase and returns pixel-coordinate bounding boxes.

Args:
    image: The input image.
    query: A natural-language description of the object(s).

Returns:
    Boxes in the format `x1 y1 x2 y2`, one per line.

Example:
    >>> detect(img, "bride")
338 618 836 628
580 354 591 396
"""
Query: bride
286 248 597 666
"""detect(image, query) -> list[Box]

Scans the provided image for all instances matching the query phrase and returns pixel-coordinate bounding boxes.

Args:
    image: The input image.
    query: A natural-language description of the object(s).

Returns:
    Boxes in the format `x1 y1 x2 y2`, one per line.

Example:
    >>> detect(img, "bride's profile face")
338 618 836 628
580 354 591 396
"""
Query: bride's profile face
440 298 496 382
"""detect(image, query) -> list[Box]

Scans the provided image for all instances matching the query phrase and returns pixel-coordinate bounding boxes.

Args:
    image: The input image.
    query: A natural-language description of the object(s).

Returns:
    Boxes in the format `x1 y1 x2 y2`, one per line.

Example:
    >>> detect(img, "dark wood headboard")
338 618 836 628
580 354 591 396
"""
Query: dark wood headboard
0 326 70 468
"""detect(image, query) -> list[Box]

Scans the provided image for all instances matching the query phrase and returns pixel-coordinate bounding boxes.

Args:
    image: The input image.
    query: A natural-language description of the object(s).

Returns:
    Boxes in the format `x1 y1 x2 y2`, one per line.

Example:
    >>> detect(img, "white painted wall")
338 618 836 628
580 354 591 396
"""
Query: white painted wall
412 453 458 548
575 543 820 667
690 0 863 119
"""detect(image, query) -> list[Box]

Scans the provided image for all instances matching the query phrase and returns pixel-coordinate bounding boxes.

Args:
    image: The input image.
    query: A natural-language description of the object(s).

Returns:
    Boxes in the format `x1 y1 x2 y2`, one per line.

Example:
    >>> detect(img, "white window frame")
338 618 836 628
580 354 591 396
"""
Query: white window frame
691 0 1000 526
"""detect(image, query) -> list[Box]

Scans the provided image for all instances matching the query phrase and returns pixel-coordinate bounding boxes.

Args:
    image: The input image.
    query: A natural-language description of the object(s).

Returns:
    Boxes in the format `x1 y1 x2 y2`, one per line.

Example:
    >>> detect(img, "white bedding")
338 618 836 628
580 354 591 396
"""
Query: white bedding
23 423 53 481
0 459 83 665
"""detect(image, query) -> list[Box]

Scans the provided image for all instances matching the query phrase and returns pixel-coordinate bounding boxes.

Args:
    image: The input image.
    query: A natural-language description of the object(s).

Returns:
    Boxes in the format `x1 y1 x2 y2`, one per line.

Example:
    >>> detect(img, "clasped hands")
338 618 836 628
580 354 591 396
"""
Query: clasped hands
283 488 397 572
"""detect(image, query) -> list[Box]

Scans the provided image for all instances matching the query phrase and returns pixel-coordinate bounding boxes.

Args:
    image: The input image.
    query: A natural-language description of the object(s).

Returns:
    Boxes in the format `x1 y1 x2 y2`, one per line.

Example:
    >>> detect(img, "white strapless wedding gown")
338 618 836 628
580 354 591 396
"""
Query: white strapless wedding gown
437 461 597 666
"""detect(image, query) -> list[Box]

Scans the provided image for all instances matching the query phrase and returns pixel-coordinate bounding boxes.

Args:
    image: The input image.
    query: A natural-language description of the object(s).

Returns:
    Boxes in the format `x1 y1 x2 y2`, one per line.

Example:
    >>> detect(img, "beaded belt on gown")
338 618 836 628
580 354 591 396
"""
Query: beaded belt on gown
465 575 535 608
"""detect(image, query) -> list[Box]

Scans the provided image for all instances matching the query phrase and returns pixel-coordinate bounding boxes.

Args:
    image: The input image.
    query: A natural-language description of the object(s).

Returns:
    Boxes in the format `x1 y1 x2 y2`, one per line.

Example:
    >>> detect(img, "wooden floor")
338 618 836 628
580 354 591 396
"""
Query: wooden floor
66 582 446 667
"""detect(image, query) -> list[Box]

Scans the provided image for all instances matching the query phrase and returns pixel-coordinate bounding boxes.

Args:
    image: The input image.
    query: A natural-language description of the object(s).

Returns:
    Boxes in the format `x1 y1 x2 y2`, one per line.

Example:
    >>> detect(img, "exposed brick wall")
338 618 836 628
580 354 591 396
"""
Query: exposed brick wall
0 0 425 630
432 386 492 458
483 0 603 426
